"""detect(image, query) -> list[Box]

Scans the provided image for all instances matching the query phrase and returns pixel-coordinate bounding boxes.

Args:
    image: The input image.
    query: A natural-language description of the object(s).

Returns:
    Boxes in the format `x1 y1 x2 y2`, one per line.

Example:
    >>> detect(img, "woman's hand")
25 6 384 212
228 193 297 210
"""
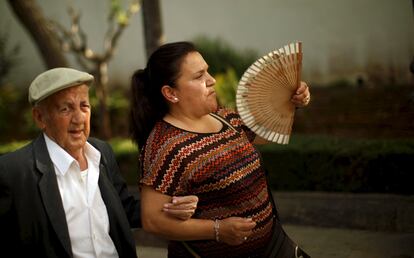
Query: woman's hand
291 81 311 107
217 217 256 245
163 195 199 220
141 186 256 242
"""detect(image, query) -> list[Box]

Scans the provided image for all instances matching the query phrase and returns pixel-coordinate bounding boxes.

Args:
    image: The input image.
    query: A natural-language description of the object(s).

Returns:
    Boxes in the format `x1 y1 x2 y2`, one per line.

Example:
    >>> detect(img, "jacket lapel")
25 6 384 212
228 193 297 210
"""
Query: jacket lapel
34 135 73 257
97 159 136 258
97 162 124 254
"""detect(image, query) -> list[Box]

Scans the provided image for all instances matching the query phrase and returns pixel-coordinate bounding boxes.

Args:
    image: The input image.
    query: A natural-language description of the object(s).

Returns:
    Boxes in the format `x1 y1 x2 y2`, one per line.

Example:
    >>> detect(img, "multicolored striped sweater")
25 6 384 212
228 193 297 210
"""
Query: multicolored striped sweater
140 108 275 258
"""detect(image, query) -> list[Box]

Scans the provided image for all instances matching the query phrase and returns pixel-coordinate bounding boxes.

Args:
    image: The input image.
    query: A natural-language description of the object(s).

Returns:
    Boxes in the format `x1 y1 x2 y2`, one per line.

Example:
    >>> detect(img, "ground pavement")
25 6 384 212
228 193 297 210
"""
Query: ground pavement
133 224 414 258
128 188 414 258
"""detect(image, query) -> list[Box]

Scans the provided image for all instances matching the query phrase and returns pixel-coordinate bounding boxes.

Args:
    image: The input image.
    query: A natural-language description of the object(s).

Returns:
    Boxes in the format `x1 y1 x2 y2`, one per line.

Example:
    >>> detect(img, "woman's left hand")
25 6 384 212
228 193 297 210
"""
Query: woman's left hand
163 195 199 220
291 81 311 107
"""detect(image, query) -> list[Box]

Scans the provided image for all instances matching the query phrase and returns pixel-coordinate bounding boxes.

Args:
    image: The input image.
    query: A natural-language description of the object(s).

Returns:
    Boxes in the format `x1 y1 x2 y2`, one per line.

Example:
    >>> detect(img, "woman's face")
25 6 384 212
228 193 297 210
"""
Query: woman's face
174 51 217 116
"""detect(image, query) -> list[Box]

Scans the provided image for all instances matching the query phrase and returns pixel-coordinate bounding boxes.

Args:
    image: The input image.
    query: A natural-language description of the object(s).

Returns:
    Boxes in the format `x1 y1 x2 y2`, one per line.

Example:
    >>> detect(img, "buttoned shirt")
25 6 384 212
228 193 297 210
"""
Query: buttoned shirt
44 134 118 258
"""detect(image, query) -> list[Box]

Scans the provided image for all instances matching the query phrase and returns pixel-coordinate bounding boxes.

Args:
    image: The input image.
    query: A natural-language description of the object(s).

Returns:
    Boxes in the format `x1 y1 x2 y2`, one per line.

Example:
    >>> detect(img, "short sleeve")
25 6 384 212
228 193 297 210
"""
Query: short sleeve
139 122 190 196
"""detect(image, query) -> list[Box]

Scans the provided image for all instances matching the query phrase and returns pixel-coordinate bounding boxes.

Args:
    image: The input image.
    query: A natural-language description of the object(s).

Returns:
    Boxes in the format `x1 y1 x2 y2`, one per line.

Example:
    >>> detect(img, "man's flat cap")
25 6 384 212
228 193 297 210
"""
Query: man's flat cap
29 67 94 105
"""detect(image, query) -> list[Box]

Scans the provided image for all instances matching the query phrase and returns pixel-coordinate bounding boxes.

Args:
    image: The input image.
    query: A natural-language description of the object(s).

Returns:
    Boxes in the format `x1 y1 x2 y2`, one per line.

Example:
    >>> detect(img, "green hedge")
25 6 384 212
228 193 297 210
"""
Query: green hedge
258 135 414 195
109 138 140 185
1 135 413 195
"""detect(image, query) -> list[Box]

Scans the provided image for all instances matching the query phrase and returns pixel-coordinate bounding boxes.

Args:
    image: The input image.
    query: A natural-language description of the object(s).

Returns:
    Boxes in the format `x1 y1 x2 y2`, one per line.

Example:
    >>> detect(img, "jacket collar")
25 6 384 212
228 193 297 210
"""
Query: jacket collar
33 134 73 257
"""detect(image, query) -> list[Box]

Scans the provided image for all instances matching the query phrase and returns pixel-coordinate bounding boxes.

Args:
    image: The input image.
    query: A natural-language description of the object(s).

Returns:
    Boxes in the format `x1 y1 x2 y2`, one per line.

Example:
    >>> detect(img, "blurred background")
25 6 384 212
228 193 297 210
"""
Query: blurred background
1 0 413 257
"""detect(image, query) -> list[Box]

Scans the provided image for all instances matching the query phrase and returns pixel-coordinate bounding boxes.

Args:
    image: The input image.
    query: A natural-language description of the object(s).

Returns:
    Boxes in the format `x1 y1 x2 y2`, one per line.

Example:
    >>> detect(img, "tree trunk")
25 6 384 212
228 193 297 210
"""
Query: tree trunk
142 0 164 58
93 62 112 140
7 0 68 68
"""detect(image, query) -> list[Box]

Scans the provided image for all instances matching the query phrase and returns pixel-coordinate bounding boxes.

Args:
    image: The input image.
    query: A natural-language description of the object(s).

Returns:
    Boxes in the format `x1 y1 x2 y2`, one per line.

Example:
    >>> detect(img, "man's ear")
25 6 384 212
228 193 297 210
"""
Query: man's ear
32 107 46 130
161 85 179 103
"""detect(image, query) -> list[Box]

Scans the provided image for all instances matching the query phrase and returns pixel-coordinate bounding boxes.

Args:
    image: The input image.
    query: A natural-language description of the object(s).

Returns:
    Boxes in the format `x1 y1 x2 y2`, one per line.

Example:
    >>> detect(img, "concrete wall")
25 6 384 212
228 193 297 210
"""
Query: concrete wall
1 0 413 87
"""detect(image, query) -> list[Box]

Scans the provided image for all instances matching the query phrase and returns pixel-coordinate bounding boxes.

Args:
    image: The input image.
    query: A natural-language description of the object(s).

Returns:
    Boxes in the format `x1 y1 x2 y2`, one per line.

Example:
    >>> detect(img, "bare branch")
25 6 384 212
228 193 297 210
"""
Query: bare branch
50 20 92 71
102 0 141 61
103 23 126 61
51 5 105 66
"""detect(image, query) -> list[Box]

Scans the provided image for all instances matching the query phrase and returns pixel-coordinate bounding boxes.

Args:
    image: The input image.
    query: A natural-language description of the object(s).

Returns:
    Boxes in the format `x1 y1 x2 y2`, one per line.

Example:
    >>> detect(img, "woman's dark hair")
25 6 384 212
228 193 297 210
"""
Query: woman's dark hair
129 41 197 147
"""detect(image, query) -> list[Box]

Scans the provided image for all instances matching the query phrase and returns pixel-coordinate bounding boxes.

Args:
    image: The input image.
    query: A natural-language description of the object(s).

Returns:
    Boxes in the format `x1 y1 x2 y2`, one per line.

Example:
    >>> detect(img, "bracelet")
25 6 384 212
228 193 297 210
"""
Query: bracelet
213 219 220 242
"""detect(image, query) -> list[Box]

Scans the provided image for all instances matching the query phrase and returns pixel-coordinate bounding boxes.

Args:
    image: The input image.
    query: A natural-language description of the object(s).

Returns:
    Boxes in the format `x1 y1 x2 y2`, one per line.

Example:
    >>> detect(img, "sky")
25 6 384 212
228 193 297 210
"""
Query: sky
1 0 413 87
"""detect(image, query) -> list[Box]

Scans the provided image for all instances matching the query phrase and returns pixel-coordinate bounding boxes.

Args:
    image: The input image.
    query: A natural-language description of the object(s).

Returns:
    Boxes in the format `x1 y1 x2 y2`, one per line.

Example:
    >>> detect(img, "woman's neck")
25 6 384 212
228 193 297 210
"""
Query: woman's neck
164 111 222 133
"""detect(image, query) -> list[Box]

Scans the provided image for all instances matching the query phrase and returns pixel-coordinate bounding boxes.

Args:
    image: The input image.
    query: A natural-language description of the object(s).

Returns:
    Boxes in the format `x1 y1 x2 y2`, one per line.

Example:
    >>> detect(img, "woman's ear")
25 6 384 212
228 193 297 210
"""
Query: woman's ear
161 85 179 103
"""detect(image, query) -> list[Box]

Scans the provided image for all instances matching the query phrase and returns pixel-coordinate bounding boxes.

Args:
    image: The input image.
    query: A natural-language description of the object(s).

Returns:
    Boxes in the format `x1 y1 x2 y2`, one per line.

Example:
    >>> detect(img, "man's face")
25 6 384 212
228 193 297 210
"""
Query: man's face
33 84 91 157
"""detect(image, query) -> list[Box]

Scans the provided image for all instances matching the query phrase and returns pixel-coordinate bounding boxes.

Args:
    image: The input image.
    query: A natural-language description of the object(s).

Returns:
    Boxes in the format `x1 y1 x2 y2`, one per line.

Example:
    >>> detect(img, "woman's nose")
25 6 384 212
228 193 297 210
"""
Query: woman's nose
207 72 216 86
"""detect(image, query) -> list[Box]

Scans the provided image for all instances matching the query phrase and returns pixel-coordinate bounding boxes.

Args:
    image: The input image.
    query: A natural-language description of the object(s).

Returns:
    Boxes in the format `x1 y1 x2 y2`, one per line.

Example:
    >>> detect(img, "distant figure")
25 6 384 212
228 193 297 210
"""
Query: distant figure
356 74 365 88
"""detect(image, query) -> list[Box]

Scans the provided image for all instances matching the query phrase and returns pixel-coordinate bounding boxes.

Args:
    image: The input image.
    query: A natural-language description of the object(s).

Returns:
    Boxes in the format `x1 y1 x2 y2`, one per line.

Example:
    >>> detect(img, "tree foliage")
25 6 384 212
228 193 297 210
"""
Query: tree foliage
193 36 258 78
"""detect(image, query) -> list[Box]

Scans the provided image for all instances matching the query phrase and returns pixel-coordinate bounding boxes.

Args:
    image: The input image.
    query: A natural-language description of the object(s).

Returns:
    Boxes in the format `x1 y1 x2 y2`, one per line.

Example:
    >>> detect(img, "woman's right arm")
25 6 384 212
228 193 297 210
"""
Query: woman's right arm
140 185 256 245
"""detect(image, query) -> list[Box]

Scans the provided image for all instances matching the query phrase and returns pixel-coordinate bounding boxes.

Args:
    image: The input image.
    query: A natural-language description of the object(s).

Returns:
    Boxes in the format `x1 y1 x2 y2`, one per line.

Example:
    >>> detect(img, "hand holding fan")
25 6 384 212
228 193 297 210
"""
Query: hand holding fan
236 42 303 144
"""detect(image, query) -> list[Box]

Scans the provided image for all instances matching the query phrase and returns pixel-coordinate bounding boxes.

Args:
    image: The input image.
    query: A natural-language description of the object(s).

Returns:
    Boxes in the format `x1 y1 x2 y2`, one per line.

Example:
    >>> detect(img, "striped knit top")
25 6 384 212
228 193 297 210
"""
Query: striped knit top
140 108 275 258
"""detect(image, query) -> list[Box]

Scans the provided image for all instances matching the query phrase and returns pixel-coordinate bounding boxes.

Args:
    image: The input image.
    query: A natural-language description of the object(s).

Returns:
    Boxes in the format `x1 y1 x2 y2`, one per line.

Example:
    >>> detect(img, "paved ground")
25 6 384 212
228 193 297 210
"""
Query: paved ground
128 188 414 257
133 224 414 258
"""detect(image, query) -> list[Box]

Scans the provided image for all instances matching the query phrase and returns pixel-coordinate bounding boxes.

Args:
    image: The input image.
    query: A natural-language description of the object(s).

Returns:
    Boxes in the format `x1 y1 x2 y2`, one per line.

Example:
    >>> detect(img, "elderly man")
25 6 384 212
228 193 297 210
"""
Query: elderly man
0 68 197 258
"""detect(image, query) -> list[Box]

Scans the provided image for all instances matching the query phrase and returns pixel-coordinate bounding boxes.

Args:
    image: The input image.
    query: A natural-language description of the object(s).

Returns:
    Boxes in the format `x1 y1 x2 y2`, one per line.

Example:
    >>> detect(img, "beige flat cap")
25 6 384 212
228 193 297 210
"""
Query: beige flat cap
29 67 94 105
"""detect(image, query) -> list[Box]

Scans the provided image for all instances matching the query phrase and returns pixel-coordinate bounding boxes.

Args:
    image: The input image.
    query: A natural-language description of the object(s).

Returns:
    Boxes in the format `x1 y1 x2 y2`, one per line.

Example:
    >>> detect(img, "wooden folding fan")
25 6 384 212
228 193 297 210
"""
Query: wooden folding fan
236 42 303 144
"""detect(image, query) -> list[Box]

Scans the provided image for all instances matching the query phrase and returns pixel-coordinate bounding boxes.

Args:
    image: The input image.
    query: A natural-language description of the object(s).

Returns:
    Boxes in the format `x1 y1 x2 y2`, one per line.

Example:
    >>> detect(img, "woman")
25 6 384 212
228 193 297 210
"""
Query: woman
130 42 310 258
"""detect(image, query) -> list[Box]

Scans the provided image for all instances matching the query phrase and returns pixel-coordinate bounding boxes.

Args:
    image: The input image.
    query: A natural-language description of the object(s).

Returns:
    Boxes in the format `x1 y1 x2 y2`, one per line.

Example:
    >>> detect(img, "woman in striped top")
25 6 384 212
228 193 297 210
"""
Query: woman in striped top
129 42 311 258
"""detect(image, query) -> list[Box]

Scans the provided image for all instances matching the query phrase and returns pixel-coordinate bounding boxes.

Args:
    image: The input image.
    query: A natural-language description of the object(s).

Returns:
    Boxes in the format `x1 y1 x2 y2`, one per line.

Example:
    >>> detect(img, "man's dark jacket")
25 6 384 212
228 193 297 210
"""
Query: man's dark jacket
0 134 141 258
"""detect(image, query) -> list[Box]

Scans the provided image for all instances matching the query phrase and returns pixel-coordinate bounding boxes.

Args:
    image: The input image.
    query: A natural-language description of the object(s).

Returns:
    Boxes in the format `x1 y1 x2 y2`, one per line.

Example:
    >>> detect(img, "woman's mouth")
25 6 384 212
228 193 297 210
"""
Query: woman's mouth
208 91 216 96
